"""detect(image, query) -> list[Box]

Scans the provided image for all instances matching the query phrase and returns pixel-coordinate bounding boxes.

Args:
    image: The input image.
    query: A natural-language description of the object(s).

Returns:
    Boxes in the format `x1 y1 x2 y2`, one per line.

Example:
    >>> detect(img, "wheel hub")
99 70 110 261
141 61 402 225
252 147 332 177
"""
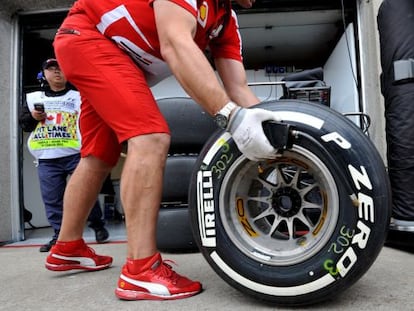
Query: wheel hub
272 187 302 217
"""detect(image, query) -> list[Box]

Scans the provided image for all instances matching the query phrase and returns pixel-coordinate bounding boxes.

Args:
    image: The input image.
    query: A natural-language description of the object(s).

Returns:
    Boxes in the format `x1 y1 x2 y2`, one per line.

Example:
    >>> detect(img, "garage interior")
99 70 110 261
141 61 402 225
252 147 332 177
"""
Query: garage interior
18 0 359 249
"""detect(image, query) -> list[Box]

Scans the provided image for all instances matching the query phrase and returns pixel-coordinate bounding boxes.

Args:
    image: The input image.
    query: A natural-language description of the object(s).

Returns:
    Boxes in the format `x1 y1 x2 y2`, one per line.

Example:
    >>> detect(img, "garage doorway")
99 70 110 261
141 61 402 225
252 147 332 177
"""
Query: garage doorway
19 10 67 233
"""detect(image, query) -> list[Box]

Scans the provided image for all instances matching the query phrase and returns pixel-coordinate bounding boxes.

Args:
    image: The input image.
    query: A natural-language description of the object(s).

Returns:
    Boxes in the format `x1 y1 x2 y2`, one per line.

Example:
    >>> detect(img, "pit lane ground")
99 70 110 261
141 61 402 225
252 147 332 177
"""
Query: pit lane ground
0 229 412 310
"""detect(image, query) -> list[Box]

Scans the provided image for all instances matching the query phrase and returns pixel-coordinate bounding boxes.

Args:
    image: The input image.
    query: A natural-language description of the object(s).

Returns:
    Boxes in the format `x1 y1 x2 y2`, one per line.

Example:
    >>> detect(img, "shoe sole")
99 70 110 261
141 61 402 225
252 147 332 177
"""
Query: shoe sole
115 288 201 301
45 262 112 272
95 239 109 244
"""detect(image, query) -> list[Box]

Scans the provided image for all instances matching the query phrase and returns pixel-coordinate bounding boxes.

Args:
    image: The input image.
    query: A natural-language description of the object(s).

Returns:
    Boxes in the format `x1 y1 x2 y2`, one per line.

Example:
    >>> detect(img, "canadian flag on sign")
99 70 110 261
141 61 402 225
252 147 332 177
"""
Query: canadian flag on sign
44 112 63 125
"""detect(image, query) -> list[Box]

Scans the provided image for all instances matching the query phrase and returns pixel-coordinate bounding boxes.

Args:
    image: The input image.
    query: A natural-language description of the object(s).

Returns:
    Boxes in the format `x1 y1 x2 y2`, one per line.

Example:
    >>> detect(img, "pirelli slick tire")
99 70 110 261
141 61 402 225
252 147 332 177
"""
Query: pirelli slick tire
188 100 391 306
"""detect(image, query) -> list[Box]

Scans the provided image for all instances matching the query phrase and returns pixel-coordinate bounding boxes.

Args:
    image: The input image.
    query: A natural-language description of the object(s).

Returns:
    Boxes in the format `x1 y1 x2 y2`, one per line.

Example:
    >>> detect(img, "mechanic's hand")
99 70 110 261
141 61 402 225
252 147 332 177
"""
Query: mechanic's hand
227 107 281 161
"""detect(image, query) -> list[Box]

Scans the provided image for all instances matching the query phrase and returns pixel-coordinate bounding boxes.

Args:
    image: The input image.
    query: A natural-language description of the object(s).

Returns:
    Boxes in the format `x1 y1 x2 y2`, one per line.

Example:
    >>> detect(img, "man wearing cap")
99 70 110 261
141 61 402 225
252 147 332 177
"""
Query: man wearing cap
19 58 110 252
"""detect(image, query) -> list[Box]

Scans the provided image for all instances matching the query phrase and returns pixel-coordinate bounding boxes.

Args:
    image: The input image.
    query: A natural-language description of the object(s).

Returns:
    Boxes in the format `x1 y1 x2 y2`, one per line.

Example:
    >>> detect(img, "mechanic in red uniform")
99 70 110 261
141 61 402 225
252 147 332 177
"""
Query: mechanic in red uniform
46 0 281 301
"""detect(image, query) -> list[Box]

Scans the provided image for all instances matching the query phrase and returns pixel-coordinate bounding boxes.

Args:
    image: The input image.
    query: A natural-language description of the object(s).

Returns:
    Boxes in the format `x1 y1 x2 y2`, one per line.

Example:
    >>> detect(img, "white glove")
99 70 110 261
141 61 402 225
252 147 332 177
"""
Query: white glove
227 107 281 161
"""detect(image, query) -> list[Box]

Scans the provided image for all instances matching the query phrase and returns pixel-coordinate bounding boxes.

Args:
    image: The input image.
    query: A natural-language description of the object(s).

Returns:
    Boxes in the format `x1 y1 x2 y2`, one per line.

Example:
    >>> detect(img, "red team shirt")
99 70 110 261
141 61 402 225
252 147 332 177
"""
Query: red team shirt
68 0 243 85
55 0 243 165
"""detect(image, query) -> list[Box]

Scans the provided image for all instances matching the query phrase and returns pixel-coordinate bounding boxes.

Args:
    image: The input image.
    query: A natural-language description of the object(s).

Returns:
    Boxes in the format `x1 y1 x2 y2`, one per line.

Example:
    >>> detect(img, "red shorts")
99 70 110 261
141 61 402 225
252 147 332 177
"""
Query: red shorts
54 13 170 166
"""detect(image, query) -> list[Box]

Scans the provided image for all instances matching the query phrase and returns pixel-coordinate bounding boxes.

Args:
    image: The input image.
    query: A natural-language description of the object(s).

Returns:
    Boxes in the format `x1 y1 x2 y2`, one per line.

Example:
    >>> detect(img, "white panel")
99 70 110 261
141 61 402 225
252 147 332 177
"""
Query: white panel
150 76 188 99
324 23 360 125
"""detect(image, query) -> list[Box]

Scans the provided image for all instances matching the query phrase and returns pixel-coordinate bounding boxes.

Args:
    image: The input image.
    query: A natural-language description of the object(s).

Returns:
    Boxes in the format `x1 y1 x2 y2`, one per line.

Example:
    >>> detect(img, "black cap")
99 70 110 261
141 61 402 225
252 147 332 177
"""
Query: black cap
42 58 58 69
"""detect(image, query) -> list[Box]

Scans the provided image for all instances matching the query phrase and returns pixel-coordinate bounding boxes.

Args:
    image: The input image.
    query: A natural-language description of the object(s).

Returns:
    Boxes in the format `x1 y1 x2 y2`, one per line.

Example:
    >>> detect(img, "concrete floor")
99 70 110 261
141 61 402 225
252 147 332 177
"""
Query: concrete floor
0 227 413 310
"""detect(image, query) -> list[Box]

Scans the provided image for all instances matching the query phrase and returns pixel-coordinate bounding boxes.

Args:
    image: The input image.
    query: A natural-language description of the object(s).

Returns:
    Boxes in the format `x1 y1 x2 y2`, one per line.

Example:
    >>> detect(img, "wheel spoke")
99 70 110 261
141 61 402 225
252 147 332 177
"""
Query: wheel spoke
267 216 284 237
286 218 295 240
295 213 313 230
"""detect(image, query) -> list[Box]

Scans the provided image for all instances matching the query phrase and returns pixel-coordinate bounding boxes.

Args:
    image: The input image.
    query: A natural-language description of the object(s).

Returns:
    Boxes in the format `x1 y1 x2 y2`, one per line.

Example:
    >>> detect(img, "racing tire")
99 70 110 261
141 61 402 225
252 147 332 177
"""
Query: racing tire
157 155 199 251
188 100 391 306
156 205 198 251
156 97 216 251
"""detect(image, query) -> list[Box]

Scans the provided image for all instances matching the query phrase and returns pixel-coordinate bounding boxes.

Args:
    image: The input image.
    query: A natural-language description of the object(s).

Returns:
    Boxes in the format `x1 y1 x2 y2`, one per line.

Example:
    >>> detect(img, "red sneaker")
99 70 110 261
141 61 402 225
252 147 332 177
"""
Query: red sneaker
115 253 202 300
45 240 113 271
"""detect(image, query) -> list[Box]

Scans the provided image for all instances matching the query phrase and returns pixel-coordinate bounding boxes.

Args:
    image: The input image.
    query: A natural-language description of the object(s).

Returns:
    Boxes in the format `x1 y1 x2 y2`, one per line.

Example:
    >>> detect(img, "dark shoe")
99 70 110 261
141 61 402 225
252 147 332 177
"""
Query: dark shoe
94 227 109 243
39 238 57 253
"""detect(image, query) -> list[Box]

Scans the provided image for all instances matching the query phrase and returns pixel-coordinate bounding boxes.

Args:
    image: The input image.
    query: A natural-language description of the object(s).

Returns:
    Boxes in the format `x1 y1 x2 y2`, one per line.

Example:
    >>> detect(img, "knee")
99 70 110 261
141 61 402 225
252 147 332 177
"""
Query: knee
127 133 170 161
78 155 113 177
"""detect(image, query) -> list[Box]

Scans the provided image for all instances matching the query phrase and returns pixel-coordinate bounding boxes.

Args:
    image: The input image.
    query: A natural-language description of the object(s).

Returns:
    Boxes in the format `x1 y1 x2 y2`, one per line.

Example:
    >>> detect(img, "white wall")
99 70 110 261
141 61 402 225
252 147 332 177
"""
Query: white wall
324 23 360 126
22 133 49 227
0 13 15 242
324 24 358 113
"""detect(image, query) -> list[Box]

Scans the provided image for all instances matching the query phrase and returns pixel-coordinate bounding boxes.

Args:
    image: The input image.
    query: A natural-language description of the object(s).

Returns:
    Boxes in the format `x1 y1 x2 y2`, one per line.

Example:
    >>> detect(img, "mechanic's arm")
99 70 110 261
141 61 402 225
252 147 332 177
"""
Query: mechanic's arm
153 0 280 160
153 0 229 115
215 57 260 108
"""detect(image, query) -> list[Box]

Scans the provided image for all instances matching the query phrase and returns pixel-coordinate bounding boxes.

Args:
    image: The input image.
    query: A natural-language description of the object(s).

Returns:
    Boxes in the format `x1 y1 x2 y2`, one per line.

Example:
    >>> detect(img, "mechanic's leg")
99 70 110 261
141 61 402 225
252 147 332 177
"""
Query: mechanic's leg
57 156 112 241
121 133 170 260
63 154 107 229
